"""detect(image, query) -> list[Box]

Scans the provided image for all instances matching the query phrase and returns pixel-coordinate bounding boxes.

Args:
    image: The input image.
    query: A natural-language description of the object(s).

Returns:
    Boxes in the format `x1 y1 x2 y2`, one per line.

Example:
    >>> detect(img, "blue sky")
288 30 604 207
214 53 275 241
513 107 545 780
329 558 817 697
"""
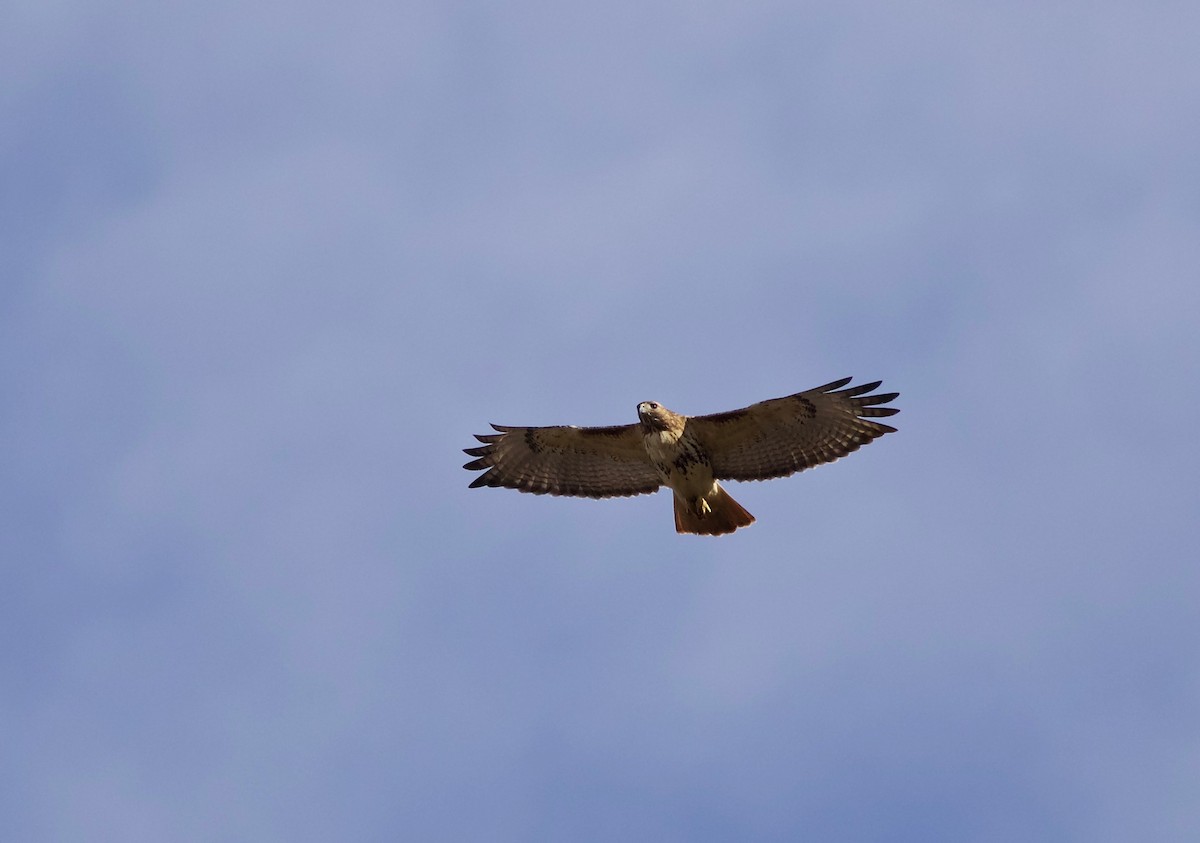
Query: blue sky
4 1 1199 840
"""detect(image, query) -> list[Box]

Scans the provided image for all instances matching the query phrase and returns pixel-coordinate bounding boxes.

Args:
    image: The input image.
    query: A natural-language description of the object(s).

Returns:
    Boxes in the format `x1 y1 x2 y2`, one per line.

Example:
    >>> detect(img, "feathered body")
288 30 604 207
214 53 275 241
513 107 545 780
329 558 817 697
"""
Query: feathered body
636 402 755 535
464 377 899 535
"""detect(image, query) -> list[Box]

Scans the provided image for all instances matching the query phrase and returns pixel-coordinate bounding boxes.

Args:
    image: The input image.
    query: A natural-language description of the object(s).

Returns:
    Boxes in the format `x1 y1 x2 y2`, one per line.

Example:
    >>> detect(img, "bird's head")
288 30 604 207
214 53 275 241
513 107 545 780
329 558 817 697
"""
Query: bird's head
637 401 676 432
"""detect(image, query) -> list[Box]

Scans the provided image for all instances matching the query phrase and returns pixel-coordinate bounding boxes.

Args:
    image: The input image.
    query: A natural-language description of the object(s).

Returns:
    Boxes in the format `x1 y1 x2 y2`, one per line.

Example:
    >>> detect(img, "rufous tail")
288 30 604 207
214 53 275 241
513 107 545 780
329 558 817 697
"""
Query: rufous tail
673 485 755 536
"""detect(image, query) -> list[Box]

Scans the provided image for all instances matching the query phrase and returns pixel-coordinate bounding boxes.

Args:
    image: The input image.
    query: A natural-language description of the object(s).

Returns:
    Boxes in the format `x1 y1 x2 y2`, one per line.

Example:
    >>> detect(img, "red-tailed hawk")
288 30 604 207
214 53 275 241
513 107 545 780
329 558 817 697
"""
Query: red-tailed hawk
464 377 899 535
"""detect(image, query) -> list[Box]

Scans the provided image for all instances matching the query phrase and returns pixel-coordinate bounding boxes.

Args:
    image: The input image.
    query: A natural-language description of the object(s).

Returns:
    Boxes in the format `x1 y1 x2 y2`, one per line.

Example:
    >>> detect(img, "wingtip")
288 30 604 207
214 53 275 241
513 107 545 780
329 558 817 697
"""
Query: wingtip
842 379 883 396
467 470 493 488
819 376 854 391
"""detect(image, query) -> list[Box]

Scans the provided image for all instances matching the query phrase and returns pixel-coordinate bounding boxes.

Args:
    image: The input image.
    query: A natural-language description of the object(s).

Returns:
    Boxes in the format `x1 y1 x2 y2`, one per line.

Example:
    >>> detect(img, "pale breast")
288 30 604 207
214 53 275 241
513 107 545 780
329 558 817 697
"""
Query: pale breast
641 429 678 466
642 430 714 497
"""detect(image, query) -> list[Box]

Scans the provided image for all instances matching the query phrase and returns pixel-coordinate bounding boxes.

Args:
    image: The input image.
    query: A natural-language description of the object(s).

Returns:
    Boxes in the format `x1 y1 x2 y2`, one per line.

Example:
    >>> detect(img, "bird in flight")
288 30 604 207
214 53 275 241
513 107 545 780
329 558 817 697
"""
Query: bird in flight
463 377 899 535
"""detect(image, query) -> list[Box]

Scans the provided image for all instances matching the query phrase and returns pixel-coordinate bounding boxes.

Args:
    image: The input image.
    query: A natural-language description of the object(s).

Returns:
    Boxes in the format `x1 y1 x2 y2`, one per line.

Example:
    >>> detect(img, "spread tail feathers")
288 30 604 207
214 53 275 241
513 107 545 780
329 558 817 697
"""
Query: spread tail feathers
673 485 755 536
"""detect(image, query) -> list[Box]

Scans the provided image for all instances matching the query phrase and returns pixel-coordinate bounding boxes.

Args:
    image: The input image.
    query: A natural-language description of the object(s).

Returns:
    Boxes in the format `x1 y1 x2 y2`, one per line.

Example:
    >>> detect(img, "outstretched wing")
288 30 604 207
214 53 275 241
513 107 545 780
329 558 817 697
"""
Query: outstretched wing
686 377 899 482
463 423 662 498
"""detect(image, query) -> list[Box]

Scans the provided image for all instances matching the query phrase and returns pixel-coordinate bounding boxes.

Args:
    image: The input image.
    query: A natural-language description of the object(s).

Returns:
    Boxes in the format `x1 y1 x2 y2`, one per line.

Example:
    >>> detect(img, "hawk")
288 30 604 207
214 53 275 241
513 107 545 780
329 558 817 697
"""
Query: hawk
463 377 899 536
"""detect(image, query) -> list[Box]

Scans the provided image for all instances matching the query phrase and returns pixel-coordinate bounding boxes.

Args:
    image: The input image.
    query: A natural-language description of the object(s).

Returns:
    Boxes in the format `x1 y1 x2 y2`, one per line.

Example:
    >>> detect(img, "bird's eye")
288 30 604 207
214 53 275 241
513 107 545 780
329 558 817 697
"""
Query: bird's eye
649 402 658 409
